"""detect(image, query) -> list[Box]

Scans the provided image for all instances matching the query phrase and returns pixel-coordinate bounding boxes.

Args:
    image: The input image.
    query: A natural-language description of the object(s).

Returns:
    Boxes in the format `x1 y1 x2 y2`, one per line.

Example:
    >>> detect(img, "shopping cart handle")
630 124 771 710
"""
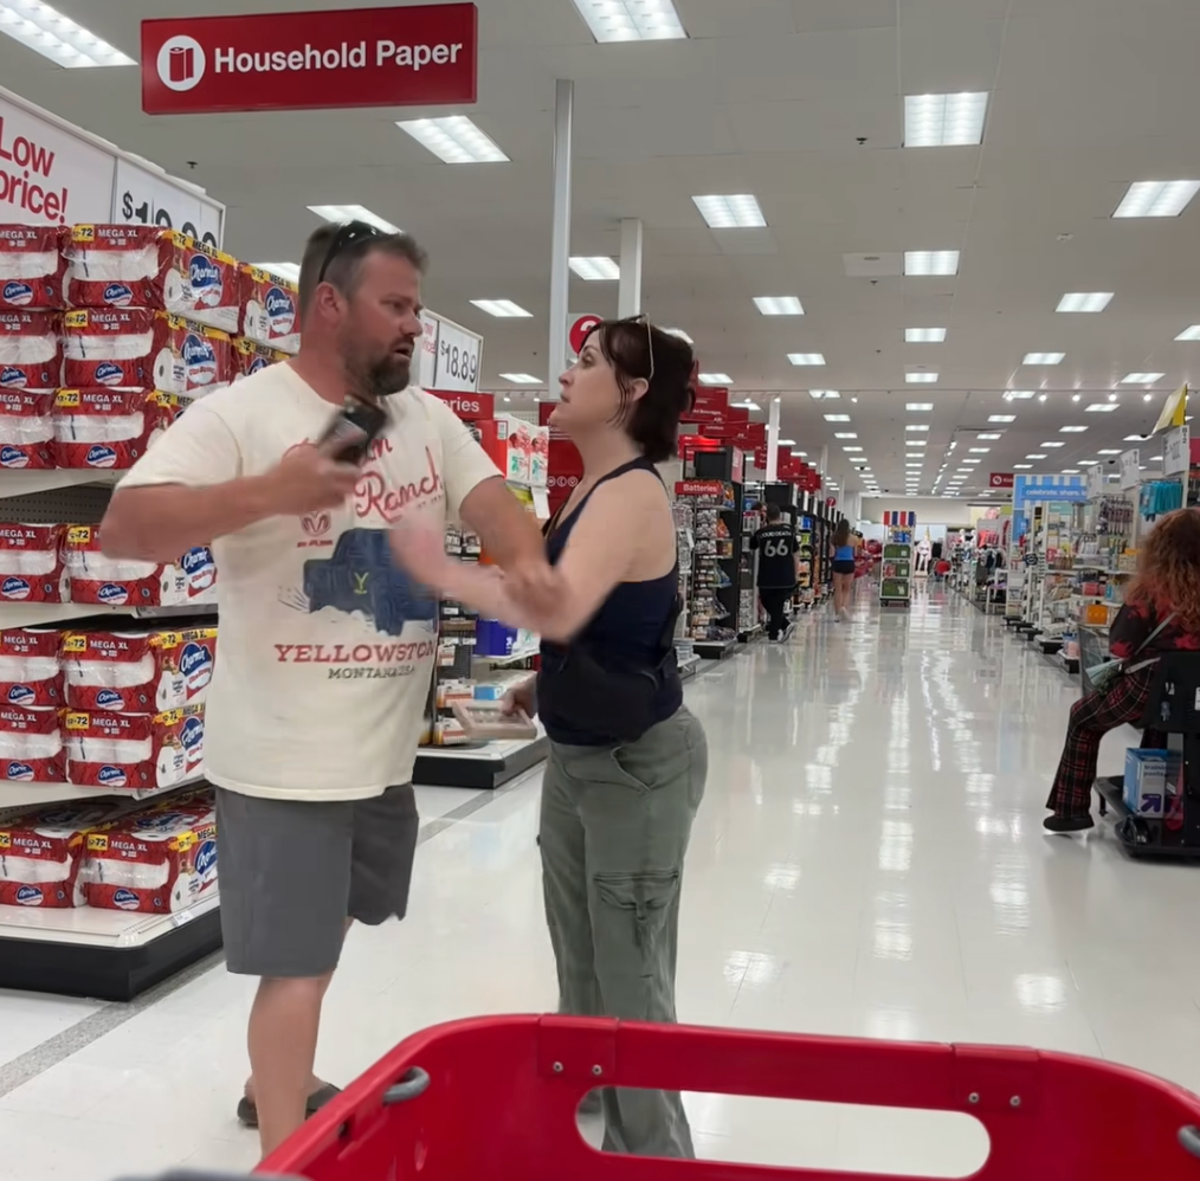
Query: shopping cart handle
382 1066 430 1105
1179 1125 1200 1159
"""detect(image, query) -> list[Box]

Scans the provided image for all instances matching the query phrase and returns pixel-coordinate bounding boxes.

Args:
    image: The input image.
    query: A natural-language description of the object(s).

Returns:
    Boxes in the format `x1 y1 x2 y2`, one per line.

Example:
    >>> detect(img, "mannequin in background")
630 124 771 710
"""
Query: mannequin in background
916 533 932 575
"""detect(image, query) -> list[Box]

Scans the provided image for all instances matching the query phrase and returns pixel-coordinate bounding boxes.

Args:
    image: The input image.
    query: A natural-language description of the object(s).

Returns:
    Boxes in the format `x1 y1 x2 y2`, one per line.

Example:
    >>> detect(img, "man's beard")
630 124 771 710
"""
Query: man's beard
343 338 412 400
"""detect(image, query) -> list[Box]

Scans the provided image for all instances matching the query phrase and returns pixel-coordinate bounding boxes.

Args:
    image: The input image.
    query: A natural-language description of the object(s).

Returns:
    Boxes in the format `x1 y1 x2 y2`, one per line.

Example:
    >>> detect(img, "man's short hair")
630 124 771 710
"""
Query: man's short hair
298 224 428 319
765 504 783 522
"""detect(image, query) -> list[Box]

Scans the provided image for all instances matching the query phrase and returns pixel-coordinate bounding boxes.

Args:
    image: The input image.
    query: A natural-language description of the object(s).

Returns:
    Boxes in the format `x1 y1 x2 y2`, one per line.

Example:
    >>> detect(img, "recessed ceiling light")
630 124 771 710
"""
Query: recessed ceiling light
396 116 509 163
1023 352 1065 366
1039 394 1048 402
1125 434 1149 441
1121 372 1165 383
905 462 923 468
753 296 804 316
0 2 135 67
570 0 687 41
471 299 533 318
1144 393 1154 402
906 372 938 383
906 402 934 411
1056 292 1113 313
791 450 808 457
824 414 851 422
309 204 401 233
777 438 796 446
731 399 762 411
907 454 924 460
1113 180 1200 218
988 415 1016 423
808 390 840 400
568 256 621 281
1149 456 1164 463
904 251 959 276
665 328 694 343
843 445 862 452
962 459 981 465
1062 469 1082 475
1027 454 1048 459
906 424 930 432
253 262 301 282
1041 442 1066 448
693 194 766 228
977 433 1002 440
905 328 947 343
1060 425 1088 432
788 353 826 366
1013 464 1033 469
908 440 927 447
834 432 857 439
1085 403 1119 413
499 373 542 384
969 447 990 453
1175 326 1200 342
698 373 732 385
1097 449 1121 455
1004 390 1035 400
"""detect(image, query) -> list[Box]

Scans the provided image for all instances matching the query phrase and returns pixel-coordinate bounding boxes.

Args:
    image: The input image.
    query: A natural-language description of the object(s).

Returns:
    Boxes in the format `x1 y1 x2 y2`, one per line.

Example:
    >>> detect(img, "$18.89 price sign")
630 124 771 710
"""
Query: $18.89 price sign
111 157 224 249
421 312 483 393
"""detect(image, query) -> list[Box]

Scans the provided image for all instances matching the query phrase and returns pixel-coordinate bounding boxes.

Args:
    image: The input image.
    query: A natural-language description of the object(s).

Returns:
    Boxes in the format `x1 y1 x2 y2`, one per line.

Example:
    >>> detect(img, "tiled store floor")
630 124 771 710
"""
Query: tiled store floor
1 582 1197 1178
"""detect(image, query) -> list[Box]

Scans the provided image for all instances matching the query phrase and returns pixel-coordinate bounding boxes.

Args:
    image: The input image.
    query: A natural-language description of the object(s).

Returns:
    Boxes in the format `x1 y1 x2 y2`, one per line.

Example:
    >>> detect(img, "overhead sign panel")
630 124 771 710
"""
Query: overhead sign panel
142 5 478 115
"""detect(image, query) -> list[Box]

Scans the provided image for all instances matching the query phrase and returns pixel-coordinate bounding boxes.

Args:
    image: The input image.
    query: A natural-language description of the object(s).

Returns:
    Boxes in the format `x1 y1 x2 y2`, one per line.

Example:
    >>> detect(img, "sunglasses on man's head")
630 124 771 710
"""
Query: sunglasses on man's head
316 220 386 284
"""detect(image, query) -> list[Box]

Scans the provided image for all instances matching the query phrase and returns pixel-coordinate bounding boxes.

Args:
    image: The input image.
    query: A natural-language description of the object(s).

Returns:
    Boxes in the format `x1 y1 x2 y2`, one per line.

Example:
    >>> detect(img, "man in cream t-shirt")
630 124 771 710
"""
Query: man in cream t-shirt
101 222 545 1157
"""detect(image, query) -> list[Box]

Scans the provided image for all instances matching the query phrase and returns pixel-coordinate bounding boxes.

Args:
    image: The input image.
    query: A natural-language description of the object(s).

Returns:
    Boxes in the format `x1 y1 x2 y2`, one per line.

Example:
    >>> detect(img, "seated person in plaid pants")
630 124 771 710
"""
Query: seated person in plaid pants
1045 509 1200 833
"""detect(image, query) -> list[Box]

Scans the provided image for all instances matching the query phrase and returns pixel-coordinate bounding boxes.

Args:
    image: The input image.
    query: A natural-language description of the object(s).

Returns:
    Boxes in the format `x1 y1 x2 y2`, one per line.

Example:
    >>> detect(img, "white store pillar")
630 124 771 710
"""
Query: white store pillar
617 218 644 318
548 79 575 394
766 397 781 481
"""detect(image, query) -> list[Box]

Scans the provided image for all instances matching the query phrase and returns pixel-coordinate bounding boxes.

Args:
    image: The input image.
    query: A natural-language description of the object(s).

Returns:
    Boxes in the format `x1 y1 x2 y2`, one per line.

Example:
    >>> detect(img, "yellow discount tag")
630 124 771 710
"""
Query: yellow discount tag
63 310 89 329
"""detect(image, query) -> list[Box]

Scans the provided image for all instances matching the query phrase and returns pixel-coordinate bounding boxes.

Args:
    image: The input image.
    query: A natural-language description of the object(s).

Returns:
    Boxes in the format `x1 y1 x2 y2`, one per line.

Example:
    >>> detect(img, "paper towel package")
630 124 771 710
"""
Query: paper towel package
64 703 204 793
64 226 240 333
52 388 173 470
62 626 217 714
233 335 290 381
0 523 66 605
0 628 64 709
0 225 66 310
0 391 56 470
0 799 123 909
0 704 65 784
240 266 300 355
63 309 233 398
0 309 61 393
63 525 217 609
81 791 216 914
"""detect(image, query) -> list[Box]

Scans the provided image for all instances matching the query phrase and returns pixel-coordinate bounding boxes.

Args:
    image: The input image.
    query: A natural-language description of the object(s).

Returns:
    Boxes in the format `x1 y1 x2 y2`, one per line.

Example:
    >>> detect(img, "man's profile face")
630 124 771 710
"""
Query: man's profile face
337 251 424 398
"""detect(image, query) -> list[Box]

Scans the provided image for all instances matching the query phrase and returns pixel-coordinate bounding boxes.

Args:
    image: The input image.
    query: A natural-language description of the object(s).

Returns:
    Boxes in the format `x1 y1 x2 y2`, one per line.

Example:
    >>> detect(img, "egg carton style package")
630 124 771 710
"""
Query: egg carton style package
64 524 217 609
0 308 62 395
0 627 64 710
80 789 217 914
51 388 179 471
63 703 205 794
63 309 234 398
62 626 216 714
239 266 300 355
0 224 67 311
63 225 240 335
0 523 67 605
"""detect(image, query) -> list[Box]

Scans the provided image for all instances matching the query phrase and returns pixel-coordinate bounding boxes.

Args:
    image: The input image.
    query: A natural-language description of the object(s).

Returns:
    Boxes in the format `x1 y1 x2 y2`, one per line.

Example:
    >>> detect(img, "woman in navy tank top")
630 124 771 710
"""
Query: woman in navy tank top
390 317 708 1159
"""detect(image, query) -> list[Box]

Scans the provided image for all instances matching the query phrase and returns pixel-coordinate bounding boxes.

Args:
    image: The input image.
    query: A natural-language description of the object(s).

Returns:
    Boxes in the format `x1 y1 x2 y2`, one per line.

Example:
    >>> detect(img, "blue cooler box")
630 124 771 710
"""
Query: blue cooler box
1124 749 1182 818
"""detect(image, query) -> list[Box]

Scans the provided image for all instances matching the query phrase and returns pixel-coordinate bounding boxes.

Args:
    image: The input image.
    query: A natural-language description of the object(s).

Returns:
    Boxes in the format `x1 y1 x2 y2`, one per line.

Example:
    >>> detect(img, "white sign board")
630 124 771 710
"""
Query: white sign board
1164 424 1191 477
1120 449 1141 491
418 311 482 393
1086 464 1105 498
112 157 223 249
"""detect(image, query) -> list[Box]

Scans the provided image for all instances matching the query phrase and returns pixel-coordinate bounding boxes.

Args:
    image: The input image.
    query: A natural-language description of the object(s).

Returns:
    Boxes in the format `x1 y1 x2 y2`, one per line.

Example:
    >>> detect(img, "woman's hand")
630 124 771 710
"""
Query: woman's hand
502 676 538 719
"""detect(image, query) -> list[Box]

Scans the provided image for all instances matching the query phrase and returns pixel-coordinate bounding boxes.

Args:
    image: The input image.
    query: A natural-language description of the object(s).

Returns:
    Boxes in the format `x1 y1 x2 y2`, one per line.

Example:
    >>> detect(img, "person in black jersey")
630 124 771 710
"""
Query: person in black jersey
751 503 799 641
390 316 708 1160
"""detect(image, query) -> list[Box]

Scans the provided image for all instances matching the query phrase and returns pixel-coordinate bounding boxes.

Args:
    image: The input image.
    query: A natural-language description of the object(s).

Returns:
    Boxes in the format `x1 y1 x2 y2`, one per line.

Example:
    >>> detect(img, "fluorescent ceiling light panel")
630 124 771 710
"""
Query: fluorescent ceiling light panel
906 424 930 432
809 390 839 399
665 328 693 343
1060 425 1088 432
969 447 991 453
788 353 826 366
568 256 620 281
308 204 400 233
1113 180 1200 218
0 1 135 67
1041 442 1066 448
834 432 857 439
1062 469 1081 475
1125 434 1149 441
698 373 731 385
731 399 761 411
1098 450 1121 455
843 446 863 452
396 116 509 164
824 414 851 422
1085 403 1119 412
906 402 933 411
1023 352 1065 365
470 299 532 318
1004 390 1035 400
1056 292 1113 313
905 463 923 469
1121 372 1165 383
906 372 938 383
570 0 687 41
906 327 947 343
989 415 1016 423
693 194 766 228
753 296 804 316
253 262 301 282
1175 326 1200 342
904 91 989 147
962 459 981 465
499 373 542 384
1027 454 1048 459
1013 464 1033 469
976 433 1002 440
904 250 959 276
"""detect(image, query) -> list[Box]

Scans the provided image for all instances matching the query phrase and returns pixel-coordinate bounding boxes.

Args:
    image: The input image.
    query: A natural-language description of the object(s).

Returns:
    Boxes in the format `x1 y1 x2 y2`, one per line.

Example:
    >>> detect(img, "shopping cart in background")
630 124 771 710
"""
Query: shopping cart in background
256 1014 1200 1180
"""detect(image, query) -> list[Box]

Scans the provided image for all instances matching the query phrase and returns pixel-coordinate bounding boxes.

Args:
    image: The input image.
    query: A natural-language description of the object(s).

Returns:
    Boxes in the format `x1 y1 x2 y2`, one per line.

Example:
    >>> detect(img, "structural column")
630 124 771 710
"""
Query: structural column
766 396 781 482
548 79 575 393
617 218 644 318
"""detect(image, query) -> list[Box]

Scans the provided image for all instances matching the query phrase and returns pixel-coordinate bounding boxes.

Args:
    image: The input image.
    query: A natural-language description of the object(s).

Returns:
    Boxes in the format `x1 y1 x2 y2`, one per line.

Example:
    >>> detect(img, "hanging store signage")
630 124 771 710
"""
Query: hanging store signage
686 386 728 424
988 472 1014 489
1020 483 1088 503
429 390 493 420
417 310 482 393
112 157 224 248
1164 424 1190 477
568 314 603 355
675 480 727 498
1086 464 1105 498
141 4 479 115
1120 449 1141 491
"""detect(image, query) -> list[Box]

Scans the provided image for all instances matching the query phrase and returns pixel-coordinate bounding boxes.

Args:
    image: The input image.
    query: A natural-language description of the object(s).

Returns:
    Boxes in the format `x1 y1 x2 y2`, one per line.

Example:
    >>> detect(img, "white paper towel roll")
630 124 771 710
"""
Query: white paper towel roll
0 549 61 577
54 411 146 445
0 334 58 365
0 251 59 280
63 329 156 361
68 246 160 283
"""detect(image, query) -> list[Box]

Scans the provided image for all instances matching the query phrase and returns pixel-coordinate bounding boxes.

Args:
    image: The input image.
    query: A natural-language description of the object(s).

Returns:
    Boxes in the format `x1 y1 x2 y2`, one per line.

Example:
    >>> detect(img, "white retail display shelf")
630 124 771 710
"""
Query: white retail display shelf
414 730 548 791
0 470 121 499
0 770 207 811
483 641 540 666
0 890 218 949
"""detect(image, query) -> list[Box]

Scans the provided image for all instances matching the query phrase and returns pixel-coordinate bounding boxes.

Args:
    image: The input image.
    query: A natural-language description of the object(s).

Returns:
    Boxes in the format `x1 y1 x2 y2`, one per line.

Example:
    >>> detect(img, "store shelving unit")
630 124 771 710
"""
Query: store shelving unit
880 512 913 608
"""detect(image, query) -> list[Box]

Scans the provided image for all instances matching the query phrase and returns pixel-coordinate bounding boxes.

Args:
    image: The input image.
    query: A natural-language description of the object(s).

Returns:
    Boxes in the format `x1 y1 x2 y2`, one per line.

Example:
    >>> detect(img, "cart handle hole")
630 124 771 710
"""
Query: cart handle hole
585 1090 990 1177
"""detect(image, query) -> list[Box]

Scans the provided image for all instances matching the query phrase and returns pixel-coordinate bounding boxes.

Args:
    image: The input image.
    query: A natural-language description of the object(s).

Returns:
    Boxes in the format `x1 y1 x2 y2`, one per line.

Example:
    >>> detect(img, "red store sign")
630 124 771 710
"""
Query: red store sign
429 389 493 420
989 472 1015 489
141 4 479 115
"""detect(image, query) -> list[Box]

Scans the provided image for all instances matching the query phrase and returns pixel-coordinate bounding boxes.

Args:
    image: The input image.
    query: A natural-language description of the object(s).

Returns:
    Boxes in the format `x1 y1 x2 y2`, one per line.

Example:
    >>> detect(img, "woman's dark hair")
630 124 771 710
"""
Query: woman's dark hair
833 520 852 546
584 316 694 463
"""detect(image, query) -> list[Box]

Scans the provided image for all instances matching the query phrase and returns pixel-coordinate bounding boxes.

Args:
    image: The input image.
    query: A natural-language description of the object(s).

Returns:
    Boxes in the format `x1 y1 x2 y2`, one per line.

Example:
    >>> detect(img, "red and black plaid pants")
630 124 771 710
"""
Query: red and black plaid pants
1046 666 1164 816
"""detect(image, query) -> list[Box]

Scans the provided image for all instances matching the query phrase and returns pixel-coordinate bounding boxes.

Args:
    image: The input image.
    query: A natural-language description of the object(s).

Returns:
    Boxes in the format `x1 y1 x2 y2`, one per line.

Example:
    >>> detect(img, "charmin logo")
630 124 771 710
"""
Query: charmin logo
15 884 42 905
1 577 30 600
195 839 217 877
102 283 134 307
84 444 118 468
0 445 29 468
97 765 127 788
6 760 34 781
95 689 125 711
157 34 207 92
6 685 34 707
181 714 204 751
1 282 33 307
94 361 125 387
180 642 214 691
265 286 296 335
248 357 269 374
96 583 130 606
182 334 217 384
0 367 27 390
112 887 140 910
181 547 216 592
188 254 223 306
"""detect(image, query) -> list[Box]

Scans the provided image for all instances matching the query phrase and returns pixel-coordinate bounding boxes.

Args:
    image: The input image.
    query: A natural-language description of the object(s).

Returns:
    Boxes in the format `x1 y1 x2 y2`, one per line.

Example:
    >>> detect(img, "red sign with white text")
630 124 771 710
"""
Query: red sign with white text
989 472 1015 489
675 480 727 498
141 5 478 115
430 389 493 421
685 386 729 424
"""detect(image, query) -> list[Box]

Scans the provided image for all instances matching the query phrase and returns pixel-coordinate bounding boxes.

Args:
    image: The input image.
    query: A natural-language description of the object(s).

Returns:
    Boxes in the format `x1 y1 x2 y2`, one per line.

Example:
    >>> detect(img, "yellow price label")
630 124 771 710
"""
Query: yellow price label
63 310 89 329
55 391 81 409
86 834 109 852
66 526 92 545
64 713 90 731
72 225 95 242
0 833 10 849
156 708 183 726
61 634 86 653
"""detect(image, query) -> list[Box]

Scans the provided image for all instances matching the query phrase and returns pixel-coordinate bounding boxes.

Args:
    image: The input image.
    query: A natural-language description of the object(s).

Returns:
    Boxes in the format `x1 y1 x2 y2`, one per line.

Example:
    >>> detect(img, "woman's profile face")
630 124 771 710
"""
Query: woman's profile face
551 336 627 435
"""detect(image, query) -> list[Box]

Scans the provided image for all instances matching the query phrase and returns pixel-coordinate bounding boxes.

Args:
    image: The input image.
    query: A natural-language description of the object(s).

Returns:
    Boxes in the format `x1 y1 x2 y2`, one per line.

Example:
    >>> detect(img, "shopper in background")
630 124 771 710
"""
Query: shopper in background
830 519 857 621
751 503 800 641
1044 508 1200 833
98 221 548 1158
390 316 708 1160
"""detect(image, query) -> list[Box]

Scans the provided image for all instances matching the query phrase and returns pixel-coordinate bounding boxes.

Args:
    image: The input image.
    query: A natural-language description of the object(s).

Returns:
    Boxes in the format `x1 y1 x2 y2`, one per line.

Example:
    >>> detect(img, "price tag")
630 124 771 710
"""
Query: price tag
1086 464 1105 498
1120 449 1141 491
112 158 224 248
431 314 482 392
1164 424 1190 476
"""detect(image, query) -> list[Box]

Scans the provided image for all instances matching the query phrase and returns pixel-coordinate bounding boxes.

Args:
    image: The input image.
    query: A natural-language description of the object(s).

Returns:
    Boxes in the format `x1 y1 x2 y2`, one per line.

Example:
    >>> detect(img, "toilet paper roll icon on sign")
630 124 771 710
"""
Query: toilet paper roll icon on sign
157 35 206 93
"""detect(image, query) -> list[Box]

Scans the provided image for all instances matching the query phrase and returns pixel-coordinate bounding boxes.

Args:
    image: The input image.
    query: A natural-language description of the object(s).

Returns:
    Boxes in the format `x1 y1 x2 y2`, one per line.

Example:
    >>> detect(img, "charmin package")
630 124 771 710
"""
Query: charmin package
64 704 204 793
0 225 67 310
81 790 216 914
52 389 174 470
0 523 66 605
0 628 64 708
0 799 122 909
239 266 300 355
62 627 217 714
63 525 217 609
62 309 234 397
0 309 61 392
0 391 56 470
0 704 65 784
64 226 240 333
233 335 290 381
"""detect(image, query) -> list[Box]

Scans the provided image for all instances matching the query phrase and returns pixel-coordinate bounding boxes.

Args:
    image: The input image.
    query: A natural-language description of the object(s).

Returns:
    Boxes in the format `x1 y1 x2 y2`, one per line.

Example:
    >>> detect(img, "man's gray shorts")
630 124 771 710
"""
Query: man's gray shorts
214 785 419 979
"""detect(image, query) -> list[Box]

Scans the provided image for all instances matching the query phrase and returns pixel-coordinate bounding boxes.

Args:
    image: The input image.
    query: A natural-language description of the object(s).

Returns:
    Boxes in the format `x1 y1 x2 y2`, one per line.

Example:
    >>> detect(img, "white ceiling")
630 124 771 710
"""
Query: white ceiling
3 0 1199 500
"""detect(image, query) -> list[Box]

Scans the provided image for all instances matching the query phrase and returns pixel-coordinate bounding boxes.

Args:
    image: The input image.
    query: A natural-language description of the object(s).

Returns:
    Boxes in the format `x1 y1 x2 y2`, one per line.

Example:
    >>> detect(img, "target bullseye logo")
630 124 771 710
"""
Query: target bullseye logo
157 35 207 92
569 315 602 355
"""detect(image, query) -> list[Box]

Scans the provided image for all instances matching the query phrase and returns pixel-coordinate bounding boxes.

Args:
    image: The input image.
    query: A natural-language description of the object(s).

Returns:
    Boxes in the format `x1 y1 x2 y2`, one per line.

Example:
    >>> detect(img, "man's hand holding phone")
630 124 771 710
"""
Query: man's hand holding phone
261 442 360 517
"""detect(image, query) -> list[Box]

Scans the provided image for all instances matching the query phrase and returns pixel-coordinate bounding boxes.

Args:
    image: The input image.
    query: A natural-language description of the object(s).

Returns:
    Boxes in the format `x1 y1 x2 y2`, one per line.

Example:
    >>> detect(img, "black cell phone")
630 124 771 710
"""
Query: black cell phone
318 396 390 464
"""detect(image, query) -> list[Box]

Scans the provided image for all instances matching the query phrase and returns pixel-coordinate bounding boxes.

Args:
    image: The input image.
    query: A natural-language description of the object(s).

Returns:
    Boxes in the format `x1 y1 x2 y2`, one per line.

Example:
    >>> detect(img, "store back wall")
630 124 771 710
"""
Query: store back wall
863 497 986 528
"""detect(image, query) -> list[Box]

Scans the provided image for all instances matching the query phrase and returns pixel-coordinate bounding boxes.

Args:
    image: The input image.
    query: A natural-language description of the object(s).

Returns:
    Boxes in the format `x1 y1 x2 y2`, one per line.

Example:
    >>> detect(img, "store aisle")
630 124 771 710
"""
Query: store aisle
1 582 1198 1178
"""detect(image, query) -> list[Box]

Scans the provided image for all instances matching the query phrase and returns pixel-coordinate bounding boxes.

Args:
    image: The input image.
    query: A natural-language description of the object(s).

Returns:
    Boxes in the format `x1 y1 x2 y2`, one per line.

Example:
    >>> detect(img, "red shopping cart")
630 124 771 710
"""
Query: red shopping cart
260 1015 1200 1180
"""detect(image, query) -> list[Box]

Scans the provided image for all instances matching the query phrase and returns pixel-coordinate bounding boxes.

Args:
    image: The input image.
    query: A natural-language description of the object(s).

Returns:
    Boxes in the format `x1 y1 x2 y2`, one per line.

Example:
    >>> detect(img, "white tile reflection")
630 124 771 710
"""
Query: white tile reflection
872 922 915 962
878 820 914 873
1015 974 1070 1012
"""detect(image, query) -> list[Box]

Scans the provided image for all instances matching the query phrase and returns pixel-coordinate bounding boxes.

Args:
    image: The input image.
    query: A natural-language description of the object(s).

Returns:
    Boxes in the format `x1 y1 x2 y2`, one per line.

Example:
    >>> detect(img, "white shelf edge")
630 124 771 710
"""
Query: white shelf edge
0 470 121 501
418 731 545 762
0 601 218 628
0 889 218 948
0 773 207 812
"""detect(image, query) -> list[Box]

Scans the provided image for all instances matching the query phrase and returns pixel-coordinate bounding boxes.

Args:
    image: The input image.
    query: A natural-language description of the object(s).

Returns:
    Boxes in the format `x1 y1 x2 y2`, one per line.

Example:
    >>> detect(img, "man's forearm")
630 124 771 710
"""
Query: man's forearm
100 477 279 562
461 477 545 568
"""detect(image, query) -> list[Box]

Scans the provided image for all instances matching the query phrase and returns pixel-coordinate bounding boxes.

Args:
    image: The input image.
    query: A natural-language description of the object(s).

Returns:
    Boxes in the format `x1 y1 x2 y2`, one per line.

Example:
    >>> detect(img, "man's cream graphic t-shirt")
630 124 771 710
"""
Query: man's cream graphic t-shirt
119 364 500 801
